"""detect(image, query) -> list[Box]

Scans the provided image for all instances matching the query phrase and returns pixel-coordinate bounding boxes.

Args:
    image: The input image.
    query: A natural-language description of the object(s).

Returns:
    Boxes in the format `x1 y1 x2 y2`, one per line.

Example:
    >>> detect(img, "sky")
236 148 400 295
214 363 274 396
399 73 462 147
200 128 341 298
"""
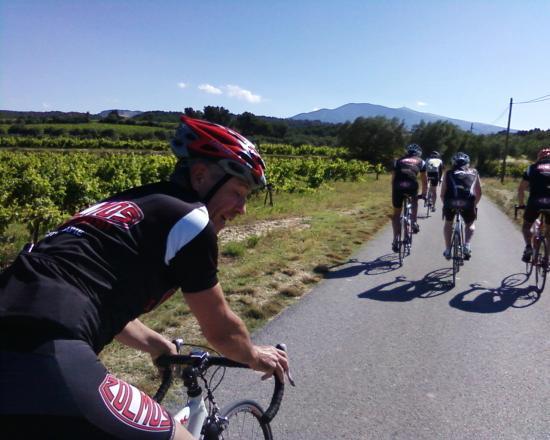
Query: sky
1 0 549 130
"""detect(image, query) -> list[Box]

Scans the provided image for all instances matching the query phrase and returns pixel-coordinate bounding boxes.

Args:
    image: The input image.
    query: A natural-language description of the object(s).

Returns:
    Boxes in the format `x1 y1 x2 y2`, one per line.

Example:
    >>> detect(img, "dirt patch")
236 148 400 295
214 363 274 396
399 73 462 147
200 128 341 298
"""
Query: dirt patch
219 217 311 243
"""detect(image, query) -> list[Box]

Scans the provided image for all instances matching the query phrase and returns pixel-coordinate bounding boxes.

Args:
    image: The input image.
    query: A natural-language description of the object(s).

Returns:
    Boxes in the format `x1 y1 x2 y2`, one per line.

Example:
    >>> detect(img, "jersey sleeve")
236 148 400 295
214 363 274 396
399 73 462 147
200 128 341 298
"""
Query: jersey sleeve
522 165 531 181
163 206 219 293
420 160 427 172
168 225 219 293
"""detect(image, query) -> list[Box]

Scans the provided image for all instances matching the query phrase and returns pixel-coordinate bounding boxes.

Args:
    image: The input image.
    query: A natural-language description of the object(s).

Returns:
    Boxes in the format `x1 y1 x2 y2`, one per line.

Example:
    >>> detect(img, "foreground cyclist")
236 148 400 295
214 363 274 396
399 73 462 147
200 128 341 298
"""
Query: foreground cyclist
425 151 444 212
517 147 550 263
391 143 428 252
440 152 482 260
0 116 289 440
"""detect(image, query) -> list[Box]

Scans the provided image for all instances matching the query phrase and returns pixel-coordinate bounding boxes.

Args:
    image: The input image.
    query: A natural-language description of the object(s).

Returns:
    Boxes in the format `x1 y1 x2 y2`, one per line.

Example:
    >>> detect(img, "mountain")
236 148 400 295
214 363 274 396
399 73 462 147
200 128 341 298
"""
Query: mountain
291 103 509 135
97 109 143 118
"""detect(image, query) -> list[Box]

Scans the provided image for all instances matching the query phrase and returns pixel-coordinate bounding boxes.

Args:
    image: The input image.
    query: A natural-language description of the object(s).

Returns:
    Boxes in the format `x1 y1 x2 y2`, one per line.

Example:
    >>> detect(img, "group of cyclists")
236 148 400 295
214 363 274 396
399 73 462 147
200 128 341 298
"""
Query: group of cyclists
391 143 481 260
1 113 549 439
391 142 550 265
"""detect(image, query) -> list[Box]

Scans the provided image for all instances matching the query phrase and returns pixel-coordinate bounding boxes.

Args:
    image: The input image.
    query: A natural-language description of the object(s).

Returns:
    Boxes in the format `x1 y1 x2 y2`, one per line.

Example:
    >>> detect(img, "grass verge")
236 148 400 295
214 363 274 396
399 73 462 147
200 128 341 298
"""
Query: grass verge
483 177 521 226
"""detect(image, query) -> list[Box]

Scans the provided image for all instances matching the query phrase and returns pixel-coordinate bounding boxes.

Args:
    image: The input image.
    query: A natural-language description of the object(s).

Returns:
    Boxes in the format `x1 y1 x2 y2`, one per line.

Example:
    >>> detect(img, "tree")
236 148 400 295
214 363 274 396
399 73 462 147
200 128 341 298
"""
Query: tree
184 107 204 119
409 120 464 163
338 116 406 165
203 106 231 125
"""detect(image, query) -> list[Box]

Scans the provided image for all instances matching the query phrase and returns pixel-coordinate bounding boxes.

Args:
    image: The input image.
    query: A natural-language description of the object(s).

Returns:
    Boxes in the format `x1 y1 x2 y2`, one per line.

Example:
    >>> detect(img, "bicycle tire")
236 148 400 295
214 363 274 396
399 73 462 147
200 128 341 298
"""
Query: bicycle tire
535 238 548 293
398 212 406 265
452 229 462 286
425 190 432 218
217 400 273 440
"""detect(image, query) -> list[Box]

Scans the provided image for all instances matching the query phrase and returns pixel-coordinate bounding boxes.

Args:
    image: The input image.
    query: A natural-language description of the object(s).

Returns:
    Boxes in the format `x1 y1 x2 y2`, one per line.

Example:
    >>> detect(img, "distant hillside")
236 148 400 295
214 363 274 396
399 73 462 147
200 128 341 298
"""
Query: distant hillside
291 103 509 135
96 109 143 118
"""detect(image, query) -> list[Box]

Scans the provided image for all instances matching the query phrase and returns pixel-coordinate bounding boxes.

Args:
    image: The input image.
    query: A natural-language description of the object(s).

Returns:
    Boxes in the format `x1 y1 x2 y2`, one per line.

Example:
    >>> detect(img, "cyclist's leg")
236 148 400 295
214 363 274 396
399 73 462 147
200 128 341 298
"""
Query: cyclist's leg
522 206 538 261
442 205 453 258
463 208 477 244
409 183 420 231
391 187 404 249
55 340 182 440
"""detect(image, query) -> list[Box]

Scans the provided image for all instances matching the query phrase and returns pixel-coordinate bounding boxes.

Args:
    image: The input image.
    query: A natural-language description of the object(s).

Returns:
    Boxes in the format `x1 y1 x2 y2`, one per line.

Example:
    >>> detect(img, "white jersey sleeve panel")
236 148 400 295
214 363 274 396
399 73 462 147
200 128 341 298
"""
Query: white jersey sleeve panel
164 206 210 265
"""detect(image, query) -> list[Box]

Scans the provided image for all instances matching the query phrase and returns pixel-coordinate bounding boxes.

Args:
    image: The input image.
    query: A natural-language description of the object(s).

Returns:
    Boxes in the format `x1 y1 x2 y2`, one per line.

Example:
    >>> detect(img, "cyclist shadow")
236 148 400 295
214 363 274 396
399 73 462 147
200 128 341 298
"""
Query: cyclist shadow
358 268 454 302
324 254 401 279
449 273 541 313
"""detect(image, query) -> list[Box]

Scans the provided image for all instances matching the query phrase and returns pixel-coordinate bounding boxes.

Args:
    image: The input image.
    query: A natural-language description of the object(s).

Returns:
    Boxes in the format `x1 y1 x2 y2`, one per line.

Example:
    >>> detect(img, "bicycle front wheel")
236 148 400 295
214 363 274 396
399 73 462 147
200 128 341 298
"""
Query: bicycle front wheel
535 238 548 293
218 400 273 440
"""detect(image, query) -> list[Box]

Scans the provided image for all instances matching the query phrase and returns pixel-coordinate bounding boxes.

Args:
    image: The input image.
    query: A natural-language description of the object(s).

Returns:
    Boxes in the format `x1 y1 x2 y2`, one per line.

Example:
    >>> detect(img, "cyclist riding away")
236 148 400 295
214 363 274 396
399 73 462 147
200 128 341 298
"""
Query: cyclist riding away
426 151 444 212
0 116 290 440
441 152 482 260
391 143 428 252
517 147 550 263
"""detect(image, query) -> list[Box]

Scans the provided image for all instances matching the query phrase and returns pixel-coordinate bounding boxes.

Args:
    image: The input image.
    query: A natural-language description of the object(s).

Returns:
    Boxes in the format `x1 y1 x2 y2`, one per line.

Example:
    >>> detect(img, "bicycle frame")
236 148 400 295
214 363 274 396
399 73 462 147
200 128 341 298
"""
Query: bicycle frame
398 195 413 264
154 341 289 439
173 394 208 438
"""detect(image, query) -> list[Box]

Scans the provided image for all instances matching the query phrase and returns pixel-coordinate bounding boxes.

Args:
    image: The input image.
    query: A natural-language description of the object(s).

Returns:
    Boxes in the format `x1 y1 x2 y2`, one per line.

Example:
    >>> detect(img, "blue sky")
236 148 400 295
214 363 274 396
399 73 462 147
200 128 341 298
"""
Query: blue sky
1 0 549 130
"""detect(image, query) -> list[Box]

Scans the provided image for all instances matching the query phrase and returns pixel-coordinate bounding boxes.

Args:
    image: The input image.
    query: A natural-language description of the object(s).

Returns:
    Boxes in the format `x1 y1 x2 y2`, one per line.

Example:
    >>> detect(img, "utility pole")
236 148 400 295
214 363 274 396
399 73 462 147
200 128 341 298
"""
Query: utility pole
500 97 513 183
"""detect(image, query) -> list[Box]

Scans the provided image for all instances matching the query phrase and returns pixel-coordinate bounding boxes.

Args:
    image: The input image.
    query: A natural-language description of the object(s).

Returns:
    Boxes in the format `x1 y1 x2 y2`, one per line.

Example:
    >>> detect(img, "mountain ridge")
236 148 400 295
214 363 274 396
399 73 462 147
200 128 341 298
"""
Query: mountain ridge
291 102 509 135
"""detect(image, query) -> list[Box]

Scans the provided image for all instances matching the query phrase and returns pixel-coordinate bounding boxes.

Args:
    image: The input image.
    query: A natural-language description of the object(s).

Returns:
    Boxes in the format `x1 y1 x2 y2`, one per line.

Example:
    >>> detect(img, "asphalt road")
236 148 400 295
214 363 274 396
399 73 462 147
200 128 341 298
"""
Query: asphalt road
216 197 550 439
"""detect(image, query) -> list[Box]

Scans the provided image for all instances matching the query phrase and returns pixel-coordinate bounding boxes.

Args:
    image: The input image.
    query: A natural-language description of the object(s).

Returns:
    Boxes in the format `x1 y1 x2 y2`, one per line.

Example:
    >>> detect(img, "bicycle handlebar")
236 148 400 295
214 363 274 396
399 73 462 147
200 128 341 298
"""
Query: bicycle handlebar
153 343 289 424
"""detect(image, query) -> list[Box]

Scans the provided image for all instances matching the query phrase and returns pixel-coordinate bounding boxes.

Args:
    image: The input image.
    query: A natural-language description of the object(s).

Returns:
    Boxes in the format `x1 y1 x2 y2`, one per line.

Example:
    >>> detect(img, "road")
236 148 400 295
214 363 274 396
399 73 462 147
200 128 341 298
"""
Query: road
216 197 550 439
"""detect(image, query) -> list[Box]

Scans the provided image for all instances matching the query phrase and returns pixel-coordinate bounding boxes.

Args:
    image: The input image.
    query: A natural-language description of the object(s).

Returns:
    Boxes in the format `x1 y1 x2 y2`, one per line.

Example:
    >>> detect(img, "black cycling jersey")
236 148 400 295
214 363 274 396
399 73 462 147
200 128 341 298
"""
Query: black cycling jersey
392 155 426 183
0 181 219 353
522 159 550 205
443 166 478 202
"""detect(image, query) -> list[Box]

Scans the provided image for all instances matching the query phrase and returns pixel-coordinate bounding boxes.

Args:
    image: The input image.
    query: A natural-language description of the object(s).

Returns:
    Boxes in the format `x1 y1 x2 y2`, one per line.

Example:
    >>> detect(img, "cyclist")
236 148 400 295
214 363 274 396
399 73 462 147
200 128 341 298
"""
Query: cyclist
391 143 428 252
425 151 444 212
440 152 482 260
0 116 289 440
517 147 550 263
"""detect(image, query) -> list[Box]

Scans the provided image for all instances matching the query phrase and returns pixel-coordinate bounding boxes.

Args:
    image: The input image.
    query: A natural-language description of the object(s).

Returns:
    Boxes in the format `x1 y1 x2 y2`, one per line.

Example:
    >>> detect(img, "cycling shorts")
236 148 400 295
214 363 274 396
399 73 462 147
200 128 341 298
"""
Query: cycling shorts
443 199 477 224
392 180 419 209
427 172 440 185
524 201 550 224
0 338 175 440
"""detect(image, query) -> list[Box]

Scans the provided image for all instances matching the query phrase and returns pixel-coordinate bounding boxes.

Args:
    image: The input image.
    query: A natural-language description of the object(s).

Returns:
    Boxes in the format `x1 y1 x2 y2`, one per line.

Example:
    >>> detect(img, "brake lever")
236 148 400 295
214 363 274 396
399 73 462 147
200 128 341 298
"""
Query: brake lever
276 343 296 387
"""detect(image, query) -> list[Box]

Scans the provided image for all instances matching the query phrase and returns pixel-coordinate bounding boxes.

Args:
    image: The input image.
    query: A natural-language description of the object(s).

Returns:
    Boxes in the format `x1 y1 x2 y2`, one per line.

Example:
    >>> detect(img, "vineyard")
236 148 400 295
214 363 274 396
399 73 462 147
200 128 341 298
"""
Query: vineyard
0 149 376 263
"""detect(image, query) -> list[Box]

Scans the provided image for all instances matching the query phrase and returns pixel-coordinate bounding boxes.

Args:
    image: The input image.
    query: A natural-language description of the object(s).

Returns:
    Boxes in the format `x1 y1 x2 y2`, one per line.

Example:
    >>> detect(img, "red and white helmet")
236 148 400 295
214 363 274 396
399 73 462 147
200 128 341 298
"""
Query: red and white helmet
537 147 550 161
171 116 266 190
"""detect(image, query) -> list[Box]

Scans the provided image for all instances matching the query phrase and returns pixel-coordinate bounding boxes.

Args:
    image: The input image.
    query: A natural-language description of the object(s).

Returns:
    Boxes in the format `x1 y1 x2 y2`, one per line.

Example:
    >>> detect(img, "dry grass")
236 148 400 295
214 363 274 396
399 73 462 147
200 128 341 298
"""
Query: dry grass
483 177 522 227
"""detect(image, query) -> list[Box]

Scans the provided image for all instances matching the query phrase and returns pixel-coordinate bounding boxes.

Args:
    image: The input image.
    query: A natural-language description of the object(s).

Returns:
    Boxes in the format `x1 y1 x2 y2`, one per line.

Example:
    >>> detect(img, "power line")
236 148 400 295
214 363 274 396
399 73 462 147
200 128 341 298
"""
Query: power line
514 93 550 104
490 105 510 124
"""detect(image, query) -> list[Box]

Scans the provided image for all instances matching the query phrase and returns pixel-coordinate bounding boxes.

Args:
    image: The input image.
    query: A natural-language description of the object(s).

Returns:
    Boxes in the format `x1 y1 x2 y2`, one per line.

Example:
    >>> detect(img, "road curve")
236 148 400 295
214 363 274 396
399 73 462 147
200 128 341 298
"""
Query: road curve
216 197 550 439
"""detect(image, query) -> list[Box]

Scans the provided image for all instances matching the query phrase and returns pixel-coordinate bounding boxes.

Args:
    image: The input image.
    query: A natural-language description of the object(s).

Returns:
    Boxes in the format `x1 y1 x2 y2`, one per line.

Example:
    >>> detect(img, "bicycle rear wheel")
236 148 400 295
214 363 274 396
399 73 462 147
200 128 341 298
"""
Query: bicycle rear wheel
398 213 406 265
218 400 272 440
534 238 548 293
452 230 462 286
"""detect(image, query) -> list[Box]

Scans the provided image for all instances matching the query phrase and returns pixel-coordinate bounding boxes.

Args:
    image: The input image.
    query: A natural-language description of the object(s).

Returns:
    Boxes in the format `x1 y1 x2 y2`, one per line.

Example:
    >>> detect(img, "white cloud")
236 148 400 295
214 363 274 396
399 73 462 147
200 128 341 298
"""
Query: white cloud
177 82 188 89
416 101 428 107
312 107 320 111
42 102 51 109
198 84 222 95
225 85 262 103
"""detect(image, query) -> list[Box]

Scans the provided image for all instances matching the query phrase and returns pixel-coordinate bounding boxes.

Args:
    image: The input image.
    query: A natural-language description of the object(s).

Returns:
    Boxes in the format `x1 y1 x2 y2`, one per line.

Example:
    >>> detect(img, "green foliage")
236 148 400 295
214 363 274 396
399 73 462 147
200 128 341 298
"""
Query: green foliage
221 242 246 258
338 116 406 165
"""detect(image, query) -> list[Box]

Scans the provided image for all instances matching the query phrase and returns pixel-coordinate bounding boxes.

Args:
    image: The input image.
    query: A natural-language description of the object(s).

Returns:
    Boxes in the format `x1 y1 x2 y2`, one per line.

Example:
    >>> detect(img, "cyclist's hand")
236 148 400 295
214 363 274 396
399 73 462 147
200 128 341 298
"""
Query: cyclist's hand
249 345 289 383
151 340 178 376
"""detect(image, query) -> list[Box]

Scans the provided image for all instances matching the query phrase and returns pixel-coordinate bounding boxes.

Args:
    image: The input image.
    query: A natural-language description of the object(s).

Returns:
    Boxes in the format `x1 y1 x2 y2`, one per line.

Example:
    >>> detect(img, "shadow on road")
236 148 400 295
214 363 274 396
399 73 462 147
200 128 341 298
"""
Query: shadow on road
357 268 454 302
324 254 400 279
449 273 541 313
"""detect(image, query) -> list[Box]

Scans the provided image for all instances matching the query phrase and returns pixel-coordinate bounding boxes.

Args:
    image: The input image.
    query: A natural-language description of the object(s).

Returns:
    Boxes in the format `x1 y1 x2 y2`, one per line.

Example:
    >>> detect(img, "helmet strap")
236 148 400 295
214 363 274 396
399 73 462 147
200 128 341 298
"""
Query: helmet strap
203 174 233 204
